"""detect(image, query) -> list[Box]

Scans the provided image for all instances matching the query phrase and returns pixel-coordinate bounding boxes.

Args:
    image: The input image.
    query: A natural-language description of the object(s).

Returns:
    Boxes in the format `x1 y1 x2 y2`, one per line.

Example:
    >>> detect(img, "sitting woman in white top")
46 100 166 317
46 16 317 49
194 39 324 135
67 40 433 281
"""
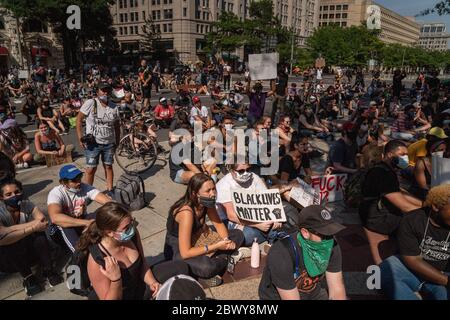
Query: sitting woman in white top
0 179 63 298
47 164 111 252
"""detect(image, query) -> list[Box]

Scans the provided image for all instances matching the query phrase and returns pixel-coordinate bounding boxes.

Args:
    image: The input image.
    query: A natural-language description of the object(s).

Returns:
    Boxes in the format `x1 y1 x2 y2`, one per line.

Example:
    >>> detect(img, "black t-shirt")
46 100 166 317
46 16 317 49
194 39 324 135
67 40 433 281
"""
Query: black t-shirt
398 208 450 272
278 154 310 181
259 234 342 300
276 74 289 96
328 139 358 171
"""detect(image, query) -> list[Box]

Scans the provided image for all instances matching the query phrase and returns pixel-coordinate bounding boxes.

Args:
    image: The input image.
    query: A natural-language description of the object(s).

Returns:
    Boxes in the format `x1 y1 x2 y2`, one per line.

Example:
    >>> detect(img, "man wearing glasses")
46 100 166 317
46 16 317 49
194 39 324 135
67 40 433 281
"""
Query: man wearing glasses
259 205 347 300
47 165 112 252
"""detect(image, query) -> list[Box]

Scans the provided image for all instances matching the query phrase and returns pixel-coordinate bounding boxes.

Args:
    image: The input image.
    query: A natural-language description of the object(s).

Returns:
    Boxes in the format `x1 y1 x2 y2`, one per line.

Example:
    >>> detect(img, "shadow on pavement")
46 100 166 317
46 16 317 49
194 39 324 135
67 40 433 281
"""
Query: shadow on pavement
23 179 53 197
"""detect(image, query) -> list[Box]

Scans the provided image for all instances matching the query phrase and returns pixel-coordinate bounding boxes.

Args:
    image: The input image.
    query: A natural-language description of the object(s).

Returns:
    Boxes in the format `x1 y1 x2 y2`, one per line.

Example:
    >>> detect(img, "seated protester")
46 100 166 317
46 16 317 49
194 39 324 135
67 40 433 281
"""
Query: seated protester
367 101 380 120
380 185 450 300
169 109 191 146
164 174 244 285
154 97 175 127
411 139 447 200
233 80 245 93
359 140 423 237
327 121 359 175
355 116 370 151
0 119 33 169
0 151 15 184
408 127 448 169
210 102 225 125
228 90 244 113
47 165 111 252
37 97 67 135
118 98 134 120
59 97 78 130
259 205 347 300
175 89 192 110
390 105 416 141
78 202 190 300
273 115 294 156
298 105 331 139
276 133 313 184
215 161 297 247
34 121 74 163
211 85 226 101
0 179 63 297
411 102 432 134
190 96 213 129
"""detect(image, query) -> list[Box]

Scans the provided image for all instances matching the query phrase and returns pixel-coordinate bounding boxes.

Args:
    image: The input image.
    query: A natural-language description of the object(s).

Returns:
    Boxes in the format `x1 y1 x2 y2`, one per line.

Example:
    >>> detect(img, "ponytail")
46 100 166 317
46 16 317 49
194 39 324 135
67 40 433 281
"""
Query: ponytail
76 222 103 253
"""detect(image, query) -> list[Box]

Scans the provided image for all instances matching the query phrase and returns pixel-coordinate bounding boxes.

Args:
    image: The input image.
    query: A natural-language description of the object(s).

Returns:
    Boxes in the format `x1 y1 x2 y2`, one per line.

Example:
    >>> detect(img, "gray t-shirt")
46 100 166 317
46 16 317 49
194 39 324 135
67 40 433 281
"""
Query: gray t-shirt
0 200 36 227
80 98 120 145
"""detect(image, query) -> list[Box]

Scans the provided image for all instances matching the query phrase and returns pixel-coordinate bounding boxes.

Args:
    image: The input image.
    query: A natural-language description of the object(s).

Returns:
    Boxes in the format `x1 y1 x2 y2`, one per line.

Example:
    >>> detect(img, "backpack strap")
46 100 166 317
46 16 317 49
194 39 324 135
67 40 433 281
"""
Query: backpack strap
88 244 106 269
279 234 301 279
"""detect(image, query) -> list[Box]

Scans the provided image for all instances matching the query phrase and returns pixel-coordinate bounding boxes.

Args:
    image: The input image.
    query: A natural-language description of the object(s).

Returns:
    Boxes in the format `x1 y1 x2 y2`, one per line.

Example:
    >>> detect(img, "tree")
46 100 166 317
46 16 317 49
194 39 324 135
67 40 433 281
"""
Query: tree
417 0 450 16
140 17 162 53
206 11 245 54
0 0 116 70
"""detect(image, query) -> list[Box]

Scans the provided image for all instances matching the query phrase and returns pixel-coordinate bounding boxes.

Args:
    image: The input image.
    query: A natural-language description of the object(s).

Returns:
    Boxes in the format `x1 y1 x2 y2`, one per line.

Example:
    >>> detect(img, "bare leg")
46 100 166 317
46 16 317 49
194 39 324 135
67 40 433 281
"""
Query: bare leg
104 164 114 191
84 167 97 186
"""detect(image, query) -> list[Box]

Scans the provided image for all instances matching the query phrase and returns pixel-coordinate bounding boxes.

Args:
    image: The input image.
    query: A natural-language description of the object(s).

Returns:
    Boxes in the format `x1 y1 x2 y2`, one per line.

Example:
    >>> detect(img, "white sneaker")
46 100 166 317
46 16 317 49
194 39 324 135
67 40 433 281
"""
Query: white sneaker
23 162 29 169
16 163 24 169
231 247 252 263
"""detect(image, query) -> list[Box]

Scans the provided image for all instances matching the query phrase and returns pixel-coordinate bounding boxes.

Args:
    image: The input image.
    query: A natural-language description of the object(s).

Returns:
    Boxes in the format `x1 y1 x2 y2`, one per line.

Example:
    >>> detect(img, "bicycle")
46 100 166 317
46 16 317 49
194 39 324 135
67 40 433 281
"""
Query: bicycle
115 113 159 174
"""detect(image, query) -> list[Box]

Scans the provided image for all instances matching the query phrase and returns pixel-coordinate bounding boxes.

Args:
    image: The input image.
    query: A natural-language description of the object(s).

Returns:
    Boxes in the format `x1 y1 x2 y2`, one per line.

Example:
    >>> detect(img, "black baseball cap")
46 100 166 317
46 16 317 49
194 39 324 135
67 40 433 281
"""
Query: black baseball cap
98 82 112 92
298 205 345 236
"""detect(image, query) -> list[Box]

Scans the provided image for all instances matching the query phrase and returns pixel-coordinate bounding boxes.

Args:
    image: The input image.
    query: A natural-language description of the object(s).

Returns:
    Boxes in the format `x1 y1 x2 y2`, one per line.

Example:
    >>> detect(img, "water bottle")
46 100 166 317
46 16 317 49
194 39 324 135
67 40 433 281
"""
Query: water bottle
251 238 260 269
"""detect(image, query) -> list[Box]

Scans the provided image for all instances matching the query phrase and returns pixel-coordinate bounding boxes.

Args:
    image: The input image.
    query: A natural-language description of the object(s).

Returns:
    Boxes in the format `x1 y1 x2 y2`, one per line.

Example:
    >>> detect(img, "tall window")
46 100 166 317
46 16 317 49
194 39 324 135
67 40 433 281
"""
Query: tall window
135 26 139 34
168 24 172 32
119 27 123 35
130 0 134 7
119 0 123 9
342 5 348 10
163 24 167 32
183 7 187 17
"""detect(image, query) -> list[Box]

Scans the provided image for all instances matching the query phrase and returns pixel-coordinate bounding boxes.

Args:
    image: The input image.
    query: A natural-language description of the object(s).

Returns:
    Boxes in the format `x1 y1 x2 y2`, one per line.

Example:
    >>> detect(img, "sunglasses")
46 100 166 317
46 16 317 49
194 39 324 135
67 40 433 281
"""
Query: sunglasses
235 168 251 175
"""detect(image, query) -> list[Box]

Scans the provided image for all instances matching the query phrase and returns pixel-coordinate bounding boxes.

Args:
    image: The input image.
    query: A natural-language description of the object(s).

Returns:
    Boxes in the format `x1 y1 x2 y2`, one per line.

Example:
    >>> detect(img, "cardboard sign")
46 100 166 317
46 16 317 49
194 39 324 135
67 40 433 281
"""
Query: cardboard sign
45 152 73 168
290 178 321 208
431 152 450 187
231 189 286 223
311 174 348 204
18 70 29 79
315 57 326 69
248 53 279 81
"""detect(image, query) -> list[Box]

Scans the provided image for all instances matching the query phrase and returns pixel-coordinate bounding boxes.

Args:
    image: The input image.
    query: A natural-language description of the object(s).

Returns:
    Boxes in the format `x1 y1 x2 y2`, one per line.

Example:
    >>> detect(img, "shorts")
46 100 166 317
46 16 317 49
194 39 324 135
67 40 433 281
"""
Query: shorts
173 169 187 184
142 86 151 99
85 143 115 167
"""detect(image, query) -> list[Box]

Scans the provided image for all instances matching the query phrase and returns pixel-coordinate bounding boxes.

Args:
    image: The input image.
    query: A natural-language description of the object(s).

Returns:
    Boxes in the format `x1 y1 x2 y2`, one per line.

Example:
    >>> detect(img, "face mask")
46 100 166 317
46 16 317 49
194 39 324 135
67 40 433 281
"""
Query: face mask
234 171 252 184
115 224 135 242
392 155 409 170
224 124 233 131
199 196 216 208
66 186 81 194
297 233 334 277
121 103 127 108
4 194 23 209
99 95 108 104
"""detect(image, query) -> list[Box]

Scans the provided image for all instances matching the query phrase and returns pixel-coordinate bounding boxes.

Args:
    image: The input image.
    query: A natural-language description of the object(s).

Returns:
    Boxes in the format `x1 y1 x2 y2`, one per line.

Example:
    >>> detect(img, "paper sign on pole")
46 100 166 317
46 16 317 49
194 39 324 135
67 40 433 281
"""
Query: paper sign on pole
231 188 286 223
248 53 279 81
311 174 348 204
290 178 320 208
431 152 450 187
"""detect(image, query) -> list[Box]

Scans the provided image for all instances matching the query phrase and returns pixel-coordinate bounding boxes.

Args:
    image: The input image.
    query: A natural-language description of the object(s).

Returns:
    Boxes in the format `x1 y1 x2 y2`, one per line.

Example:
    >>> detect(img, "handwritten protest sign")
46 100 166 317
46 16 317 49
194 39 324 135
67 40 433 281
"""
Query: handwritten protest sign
248 53 279 81
431 152 450 187
45 152 73 168
290 178 320 208
311 174 348 204
231 189 286 223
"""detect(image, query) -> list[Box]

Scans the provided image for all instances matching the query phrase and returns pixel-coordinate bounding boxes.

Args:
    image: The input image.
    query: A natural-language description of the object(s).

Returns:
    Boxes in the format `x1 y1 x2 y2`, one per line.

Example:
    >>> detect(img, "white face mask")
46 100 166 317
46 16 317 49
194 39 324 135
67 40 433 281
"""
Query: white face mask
224 124 233 131
234 171 252 184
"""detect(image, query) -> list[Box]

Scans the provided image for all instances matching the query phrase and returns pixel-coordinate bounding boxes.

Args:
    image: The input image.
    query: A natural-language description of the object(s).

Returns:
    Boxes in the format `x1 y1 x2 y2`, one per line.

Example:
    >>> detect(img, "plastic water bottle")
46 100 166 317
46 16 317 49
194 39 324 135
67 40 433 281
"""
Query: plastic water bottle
251 238 260 269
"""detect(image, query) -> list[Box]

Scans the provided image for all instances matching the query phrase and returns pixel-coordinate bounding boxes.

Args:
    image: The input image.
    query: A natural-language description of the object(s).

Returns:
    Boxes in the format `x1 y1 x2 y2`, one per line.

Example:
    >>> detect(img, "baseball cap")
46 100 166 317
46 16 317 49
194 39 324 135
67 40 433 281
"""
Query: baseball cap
59 165 83 180
98 82 112 92
298 205 346 236
428 127 448 139
192 96 201 104
369 101 377 107
442 108 450 115
160 97 167 104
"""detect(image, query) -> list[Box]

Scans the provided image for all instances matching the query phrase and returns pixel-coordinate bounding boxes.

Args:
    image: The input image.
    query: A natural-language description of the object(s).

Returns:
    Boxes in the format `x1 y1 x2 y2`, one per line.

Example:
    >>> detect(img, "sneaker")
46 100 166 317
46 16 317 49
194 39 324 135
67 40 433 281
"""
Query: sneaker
16 163 25 169
23 162 29 169
23 275 43 297
45 271 64 287
231 247 252 263
201 275 223 288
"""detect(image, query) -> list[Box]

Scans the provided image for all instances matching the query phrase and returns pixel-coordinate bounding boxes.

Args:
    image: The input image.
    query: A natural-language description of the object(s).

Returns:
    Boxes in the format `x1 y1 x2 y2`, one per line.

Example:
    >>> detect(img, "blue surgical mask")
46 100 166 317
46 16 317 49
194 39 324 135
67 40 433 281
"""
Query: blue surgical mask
99 95 108 103
115 224 135 242
394 155 409 170
66 186 81 194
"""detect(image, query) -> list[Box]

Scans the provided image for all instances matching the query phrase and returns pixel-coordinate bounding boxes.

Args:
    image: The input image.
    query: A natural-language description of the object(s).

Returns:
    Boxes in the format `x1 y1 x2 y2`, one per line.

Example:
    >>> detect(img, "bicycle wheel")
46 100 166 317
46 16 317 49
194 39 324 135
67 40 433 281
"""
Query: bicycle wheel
115 132 158 174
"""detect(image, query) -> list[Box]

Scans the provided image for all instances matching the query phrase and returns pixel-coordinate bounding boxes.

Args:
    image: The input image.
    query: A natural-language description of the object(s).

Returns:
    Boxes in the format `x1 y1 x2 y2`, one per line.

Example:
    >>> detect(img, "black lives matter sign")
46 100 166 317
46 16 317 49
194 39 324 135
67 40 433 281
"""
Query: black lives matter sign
231 189 286 223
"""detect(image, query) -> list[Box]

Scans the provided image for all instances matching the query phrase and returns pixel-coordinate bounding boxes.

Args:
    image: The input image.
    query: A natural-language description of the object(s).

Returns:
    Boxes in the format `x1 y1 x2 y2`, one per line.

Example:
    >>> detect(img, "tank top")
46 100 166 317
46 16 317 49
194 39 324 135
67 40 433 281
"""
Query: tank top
166 205 206 239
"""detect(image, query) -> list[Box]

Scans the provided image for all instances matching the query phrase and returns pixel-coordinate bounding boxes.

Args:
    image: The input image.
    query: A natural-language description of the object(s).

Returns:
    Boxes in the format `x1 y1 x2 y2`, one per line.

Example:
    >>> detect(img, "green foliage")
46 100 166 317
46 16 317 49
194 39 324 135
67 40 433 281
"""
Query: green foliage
140 18 162 53
417 0 450 16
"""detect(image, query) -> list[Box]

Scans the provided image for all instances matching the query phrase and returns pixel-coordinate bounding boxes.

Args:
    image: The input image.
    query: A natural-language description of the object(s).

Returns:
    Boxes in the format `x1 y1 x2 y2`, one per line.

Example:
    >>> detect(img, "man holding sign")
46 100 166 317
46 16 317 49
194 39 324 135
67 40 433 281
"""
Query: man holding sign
216 161 297 247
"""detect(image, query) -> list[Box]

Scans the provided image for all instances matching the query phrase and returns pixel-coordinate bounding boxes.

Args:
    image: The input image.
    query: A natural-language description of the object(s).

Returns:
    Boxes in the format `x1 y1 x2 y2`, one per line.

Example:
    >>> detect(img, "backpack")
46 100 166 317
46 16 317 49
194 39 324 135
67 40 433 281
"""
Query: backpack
65 245 104 297
343 163 389 208
114 173 147 211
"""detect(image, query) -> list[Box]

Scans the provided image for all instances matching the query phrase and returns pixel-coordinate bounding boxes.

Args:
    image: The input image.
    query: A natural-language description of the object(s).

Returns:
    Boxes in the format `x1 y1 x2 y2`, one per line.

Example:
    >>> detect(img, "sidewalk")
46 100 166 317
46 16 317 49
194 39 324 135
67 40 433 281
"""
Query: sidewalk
1 140 381 300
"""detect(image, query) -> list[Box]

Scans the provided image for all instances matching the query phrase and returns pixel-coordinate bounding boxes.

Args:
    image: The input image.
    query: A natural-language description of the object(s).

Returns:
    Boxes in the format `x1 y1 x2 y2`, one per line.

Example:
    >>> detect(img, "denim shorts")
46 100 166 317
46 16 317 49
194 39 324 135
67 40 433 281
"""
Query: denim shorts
85 143 115 167
173 169 187 184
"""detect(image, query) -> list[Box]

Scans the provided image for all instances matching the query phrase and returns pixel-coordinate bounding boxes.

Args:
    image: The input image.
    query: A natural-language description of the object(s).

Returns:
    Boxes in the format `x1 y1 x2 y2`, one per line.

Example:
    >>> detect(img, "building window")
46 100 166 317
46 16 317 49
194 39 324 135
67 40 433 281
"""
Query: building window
342 13 347 19
329 5 335 10
343 5 348 10
336 5 341 10
168 24 172 32
130 0 134 7
119 27 123 35
131 13 135 22
323 5 328 11
124 0 127 7
135 26 139 34
342 21 347 27
124 27 128 35
336 13 341 18
143 11 146 20
163 24 167 32
320 6 323 11
322 14 328 19
124 13 128 22
183 7 187 17
197 24 199 33
119 0 123 9
319 14 321 19
329 14 334 19
164 9 173 19
142 0 145 4
120 14 124 23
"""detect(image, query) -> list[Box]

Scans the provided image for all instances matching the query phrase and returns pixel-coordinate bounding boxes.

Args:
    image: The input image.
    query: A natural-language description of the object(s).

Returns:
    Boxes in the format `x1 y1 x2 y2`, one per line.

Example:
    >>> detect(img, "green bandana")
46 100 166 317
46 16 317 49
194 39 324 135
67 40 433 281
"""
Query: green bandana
297 233 334 277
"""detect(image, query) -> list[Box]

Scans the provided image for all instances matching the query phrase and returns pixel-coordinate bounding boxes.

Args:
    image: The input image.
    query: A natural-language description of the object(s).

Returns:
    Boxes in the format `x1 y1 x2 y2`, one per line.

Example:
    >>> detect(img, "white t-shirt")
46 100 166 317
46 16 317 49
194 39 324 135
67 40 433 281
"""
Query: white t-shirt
317 69 323 80
190 106 209 126
80 98 120 145
47 183 100 218
215 173 267 221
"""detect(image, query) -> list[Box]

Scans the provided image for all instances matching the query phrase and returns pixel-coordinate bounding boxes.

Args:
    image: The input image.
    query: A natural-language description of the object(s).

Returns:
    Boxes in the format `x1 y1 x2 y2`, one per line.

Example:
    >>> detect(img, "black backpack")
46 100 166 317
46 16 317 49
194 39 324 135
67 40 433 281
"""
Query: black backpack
65 245 105 297
114 173 147 211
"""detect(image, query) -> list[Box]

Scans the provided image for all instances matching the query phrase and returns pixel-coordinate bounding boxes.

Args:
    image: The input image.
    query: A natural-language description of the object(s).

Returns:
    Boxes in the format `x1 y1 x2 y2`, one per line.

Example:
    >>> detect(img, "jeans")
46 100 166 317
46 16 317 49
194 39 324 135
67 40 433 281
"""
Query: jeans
380 255 450 300
85 143 115 167
391 132 415 141
227 220 279 247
